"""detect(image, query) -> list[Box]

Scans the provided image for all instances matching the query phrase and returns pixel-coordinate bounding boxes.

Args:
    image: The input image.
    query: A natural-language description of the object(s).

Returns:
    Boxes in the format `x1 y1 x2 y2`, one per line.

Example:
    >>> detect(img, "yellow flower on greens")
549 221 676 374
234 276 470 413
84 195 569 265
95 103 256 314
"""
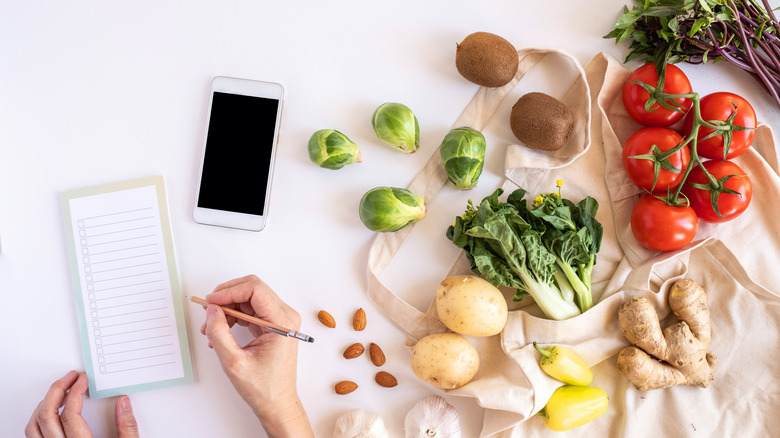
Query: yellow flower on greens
534 194 544 207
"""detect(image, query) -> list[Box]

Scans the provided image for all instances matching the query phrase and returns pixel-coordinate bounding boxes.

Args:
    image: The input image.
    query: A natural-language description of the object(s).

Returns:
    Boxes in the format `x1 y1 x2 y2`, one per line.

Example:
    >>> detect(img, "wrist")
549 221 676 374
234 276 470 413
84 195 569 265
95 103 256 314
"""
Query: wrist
254 394 313 438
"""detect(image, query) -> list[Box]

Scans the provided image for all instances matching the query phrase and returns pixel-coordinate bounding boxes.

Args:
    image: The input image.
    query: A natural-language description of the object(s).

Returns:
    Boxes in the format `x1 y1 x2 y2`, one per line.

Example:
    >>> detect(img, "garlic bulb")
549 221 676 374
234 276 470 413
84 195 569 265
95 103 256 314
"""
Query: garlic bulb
404 395 462 438
333 408 389 438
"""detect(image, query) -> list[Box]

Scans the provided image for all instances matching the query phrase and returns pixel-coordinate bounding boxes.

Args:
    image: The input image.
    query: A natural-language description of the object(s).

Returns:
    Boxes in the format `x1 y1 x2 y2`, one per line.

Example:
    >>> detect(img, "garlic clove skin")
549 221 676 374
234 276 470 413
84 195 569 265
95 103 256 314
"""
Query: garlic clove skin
333 408 389 438
404 395 462 438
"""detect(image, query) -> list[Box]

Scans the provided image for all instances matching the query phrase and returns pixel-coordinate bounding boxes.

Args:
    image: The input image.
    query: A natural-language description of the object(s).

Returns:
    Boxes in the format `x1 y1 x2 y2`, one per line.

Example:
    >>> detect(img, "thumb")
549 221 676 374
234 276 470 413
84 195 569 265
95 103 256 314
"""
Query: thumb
204 305 243 362
115 396 139 438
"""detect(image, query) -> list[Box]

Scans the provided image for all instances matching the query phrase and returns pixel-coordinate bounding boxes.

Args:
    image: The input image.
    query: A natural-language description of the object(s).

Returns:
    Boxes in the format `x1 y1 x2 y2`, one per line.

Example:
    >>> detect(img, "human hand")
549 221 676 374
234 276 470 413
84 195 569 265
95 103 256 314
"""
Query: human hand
25 370 139 438
200 275 313 438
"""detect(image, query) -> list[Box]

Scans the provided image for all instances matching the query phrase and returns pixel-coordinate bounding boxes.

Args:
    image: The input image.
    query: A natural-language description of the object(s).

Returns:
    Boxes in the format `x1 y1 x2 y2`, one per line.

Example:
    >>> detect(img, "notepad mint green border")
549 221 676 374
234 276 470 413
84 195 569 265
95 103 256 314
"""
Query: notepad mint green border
61 176 194 399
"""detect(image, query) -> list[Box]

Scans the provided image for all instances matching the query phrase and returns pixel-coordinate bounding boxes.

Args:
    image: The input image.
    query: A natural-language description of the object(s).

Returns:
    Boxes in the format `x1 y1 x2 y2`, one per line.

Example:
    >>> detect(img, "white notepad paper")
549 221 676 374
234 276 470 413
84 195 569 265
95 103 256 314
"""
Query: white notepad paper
61 176 193 398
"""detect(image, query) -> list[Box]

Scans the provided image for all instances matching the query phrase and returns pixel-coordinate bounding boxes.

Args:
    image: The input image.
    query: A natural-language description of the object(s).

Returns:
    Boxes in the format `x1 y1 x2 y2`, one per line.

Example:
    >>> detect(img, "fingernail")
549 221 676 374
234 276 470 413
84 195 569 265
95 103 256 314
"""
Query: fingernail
206 304 218 320
119 396 132 413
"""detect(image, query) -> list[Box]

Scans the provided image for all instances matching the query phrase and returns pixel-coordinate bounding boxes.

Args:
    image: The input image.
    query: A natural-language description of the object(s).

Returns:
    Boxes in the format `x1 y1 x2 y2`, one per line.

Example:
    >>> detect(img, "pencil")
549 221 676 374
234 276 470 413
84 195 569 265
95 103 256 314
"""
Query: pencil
187 295 314 343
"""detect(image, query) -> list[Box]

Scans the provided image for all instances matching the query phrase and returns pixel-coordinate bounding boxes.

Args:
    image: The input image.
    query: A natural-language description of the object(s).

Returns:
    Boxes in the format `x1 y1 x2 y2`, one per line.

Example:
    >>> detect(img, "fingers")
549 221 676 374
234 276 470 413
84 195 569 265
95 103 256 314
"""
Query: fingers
207 276 290 325
114 396 139 438
60 372 92 437
203 305 243 364
208 275 273 306
26 370 80 438
211 274 261 294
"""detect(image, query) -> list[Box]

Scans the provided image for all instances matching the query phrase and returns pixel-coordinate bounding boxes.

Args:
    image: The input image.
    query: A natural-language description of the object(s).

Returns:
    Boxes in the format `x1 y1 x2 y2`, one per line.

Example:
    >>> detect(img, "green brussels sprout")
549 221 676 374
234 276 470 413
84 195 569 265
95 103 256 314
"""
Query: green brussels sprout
371 102 420 154
308 129 361 170
440 126 486 190
359 187 426 232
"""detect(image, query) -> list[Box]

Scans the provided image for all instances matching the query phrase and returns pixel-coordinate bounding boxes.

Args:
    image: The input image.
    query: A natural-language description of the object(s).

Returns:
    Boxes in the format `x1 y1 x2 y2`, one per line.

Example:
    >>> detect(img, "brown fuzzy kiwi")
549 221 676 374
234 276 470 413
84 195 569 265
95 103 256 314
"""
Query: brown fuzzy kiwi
456 32 519 88
510 92 574 151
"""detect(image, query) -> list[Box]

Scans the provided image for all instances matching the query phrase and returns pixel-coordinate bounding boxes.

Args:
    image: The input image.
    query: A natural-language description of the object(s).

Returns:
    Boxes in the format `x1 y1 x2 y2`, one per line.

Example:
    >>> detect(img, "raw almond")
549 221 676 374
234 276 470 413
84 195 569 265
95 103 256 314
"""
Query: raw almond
375 371 398 388
353 308 367 331
343 343 365 359
317 310 336 328
335 380 358 395
368 342 386 367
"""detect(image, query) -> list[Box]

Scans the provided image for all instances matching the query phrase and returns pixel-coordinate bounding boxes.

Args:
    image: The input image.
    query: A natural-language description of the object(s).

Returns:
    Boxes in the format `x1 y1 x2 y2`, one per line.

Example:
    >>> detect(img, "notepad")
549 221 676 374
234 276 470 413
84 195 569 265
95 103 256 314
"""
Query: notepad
61 176 193 398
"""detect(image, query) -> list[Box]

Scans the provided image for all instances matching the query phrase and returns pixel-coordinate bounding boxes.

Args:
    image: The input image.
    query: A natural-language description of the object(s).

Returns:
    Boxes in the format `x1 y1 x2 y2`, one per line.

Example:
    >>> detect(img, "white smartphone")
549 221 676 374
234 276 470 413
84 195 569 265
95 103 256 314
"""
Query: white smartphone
193 76 284 231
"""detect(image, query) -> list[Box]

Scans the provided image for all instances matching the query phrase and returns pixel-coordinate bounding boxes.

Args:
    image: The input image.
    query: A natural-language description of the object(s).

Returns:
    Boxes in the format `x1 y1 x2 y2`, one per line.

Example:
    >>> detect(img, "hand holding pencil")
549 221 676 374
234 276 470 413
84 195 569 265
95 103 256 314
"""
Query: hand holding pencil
197 275 314 438
189 295 313 342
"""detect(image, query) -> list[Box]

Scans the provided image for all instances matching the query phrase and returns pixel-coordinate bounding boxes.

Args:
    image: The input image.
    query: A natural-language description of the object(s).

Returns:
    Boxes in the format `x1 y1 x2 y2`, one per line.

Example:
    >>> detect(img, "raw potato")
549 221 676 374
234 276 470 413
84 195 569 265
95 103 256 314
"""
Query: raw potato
435 275 508 337
411 333 479 390
617 278 717 390
510 92 574 151
455 32 519 87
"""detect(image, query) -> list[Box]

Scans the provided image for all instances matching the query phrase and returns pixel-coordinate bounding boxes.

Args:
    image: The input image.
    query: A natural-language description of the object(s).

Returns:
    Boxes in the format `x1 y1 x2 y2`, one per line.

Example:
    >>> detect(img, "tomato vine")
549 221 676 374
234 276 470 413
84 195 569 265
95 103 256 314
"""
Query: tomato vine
630 60 755 219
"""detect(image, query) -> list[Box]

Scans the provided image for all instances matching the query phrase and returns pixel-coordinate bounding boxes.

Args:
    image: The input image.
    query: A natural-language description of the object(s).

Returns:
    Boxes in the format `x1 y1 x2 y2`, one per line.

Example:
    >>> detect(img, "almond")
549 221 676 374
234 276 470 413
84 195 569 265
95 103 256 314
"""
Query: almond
335 380 358 395
353 308 367 331
317 310 336 328
375 371 398 388
369 342 386 367
343 343 365 359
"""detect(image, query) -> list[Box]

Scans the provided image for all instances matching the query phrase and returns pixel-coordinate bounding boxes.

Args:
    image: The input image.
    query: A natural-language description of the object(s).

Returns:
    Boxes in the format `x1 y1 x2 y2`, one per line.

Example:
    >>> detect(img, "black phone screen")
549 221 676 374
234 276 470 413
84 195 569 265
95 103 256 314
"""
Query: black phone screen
197 92 280 216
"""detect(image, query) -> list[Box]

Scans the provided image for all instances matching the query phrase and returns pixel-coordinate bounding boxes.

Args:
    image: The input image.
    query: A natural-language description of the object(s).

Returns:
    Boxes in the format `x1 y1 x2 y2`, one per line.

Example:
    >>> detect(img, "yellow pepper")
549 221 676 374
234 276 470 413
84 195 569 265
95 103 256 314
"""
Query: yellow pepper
533 342 593 386
539 385 608 431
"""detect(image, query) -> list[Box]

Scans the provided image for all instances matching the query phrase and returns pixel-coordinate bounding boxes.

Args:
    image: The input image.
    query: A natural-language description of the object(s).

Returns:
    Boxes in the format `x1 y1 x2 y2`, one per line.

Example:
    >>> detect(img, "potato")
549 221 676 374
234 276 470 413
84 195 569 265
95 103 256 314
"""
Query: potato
411 333 479 390
435 275 508 337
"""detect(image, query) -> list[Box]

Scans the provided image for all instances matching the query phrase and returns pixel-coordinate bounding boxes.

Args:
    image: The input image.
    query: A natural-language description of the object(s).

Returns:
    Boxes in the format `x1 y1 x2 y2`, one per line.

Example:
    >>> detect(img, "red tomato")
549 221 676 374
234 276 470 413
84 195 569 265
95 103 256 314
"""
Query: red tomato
623 63 693 127
622 127 690 192
682 160 752 222
630 194 698 252
683 92 757 160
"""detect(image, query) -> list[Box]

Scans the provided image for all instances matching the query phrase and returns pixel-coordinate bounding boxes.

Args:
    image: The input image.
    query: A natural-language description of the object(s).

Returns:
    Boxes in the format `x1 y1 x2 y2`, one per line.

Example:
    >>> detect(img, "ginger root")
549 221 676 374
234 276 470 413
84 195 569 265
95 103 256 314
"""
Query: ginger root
617 278 717 391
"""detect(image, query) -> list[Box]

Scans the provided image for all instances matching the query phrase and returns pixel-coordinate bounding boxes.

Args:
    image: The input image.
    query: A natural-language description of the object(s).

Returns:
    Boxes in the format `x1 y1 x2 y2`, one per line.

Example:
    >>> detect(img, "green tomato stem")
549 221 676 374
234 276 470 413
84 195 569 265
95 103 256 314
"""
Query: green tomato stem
646 90 722 204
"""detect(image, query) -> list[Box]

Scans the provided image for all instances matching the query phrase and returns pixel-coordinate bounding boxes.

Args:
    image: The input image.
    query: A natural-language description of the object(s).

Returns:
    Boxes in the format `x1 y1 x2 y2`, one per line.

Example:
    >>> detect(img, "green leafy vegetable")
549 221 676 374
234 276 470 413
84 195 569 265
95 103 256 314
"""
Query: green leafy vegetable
307 129 361 170
359 186 426 232
371 102 420 153
440 126 486 190
447 184 603 319
605 0 780 107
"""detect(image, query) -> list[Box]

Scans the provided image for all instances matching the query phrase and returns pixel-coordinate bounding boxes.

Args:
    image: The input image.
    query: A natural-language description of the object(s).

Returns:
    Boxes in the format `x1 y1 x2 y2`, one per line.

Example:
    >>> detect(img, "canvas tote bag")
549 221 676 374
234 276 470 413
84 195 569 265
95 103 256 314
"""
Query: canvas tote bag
366 48 780 437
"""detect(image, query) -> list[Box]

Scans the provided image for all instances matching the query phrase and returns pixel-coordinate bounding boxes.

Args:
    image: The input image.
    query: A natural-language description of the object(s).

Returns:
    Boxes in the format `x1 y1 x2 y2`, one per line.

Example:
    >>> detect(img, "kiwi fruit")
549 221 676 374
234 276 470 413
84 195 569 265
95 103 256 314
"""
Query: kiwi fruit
456 32 519 88
510 92 574 151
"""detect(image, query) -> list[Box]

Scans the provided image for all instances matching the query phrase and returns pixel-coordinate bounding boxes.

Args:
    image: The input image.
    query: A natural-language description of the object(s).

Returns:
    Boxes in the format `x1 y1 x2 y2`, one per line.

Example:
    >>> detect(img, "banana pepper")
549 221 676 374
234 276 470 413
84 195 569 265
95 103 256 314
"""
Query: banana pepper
539 385 609 431
533 342 593 386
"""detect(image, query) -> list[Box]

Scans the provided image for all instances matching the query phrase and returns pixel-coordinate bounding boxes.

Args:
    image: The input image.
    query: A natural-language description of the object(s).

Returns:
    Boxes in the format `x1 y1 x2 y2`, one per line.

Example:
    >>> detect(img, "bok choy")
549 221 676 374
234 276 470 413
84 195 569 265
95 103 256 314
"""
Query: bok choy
446 184 603 320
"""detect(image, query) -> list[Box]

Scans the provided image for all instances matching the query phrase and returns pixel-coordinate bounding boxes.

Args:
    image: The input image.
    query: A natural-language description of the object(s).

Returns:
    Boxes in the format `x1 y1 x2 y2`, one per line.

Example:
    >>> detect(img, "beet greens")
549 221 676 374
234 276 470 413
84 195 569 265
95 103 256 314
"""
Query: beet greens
605 0 780 107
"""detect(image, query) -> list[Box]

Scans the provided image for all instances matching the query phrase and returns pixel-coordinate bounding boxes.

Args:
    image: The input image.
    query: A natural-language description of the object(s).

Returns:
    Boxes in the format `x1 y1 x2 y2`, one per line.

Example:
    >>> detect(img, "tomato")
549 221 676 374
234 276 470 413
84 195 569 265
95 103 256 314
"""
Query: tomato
682 160 752 223
623 63 693 127
622 127 690 192
683 92 757 160
630 194 698 252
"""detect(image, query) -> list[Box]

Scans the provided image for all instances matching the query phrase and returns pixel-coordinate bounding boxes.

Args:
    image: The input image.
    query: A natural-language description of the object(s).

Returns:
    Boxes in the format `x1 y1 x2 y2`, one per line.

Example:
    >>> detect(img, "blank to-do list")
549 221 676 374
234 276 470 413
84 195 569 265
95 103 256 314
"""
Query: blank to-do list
62 176 193 398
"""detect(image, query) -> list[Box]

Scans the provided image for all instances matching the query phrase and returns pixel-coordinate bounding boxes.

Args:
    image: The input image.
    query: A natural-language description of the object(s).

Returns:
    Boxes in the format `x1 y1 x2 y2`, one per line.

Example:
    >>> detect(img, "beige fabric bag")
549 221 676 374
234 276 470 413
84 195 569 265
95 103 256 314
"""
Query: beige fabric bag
367 49 780 437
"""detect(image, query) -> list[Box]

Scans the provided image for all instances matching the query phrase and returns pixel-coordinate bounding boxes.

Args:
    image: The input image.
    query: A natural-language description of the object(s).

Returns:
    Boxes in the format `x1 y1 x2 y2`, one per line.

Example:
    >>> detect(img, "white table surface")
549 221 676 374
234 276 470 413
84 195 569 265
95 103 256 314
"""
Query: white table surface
2 1 779 437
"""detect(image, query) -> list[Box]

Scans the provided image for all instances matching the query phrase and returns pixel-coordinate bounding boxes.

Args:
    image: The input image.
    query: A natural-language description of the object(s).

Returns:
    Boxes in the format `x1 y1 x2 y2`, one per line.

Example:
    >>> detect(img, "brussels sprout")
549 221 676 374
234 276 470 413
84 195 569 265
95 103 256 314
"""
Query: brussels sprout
308 129 361 170
371 102 420 154
440 126 486 190
359 187 426 232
